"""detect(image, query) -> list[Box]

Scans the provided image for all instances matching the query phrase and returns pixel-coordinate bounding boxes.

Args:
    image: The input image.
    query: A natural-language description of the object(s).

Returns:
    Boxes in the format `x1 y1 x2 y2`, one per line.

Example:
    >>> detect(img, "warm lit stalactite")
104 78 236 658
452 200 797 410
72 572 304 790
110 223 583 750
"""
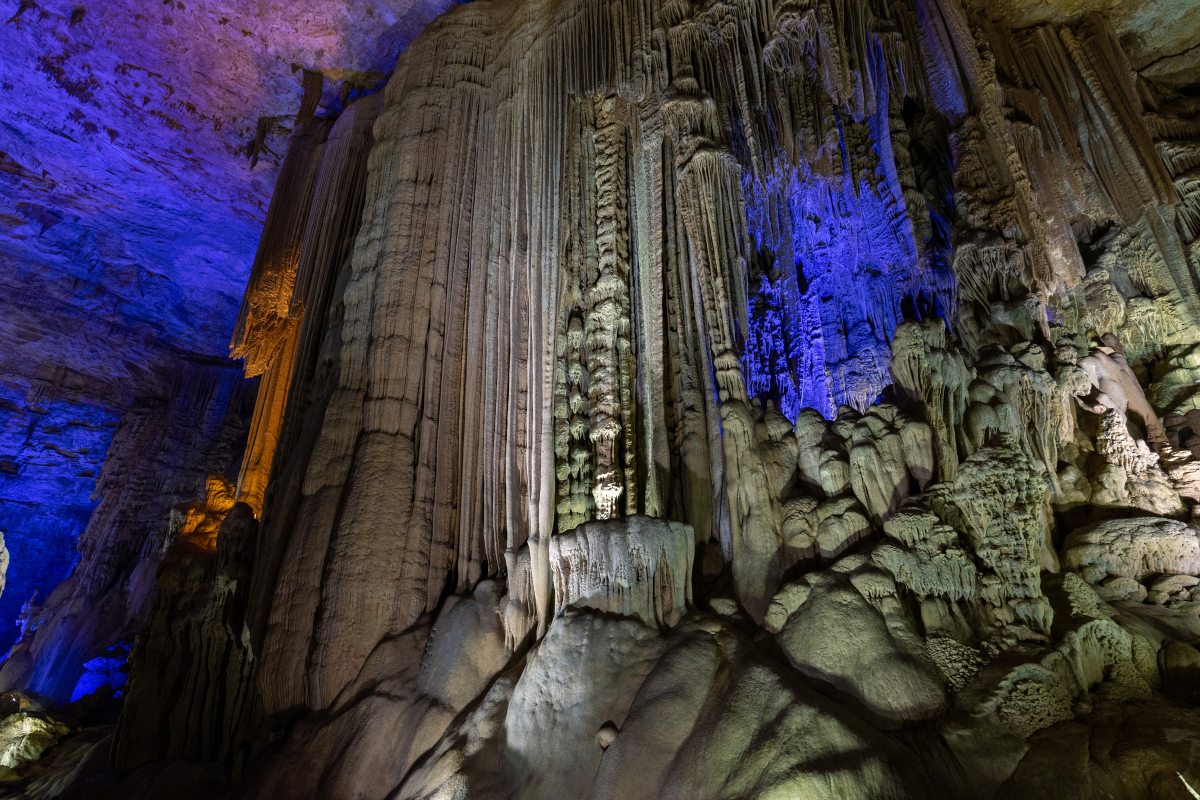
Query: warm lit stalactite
231 118 332 516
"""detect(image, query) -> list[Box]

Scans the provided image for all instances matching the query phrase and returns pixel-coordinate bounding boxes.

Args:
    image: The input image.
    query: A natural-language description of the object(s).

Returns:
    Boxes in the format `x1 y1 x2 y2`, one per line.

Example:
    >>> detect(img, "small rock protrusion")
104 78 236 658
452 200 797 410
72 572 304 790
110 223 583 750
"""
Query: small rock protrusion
596 721 618 749
708 597 738 616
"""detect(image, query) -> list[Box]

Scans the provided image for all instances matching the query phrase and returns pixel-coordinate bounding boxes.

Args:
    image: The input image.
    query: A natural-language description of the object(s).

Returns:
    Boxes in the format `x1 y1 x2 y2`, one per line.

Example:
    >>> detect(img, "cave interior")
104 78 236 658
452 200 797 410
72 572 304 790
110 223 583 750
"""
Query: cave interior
2 0 1200 796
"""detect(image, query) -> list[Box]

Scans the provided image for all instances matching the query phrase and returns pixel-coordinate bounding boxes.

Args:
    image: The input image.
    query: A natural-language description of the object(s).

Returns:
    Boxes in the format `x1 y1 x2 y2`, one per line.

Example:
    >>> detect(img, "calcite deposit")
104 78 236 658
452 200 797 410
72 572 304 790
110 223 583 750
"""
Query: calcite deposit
2 0 1200 797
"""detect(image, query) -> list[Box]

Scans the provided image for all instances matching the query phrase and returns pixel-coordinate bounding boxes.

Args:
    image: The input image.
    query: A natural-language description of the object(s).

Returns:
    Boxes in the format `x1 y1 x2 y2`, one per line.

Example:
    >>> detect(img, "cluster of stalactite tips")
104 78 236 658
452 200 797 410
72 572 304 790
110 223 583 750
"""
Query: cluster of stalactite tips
1 0 1200 797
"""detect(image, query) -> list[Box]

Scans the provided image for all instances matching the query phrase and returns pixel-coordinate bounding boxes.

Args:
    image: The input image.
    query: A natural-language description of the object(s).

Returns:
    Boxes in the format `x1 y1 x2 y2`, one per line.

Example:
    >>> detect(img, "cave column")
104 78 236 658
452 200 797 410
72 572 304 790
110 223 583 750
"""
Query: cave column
661 16 783 623
586 95 637 520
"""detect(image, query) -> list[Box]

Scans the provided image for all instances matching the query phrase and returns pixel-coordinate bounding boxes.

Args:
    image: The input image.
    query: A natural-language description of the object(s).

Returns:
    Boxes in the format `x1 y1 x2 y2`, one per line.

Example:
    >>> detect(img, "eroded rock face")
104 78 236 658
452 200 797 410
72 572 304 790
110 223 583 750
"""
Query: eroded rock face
113 502 258 776
234 580 512 800
6 0 1200 794
0 362 255 705
549 516 694 628
773 561 950 729
397 610 933 800
1062 517 1200 583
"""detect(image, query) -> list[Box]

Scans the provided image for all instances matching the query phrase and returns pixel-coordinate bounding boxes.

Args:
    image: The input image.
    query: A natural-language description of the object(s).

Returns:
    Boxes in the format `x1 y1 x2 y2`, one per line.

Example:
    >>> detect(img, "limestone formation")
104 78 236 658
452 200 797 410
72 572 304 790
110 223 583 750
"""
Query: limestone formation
873 434 1053 643
112 503 258 776
0 362 255 706
773 560 950 728
891 321 974 481
1062 517 1200 583
549 516 694 628
2 0 1200 796
396 611 934 800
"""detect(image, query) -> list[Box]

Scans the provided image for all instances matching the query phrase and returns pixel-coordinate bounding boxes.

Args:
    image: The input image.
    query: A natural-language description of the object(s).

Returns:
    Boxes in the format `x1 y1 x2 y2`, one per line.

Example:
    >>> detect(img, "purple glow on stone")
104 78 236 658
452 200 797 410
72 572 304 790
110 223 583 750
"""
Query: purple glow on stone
69 644 129 702
739 57 956 420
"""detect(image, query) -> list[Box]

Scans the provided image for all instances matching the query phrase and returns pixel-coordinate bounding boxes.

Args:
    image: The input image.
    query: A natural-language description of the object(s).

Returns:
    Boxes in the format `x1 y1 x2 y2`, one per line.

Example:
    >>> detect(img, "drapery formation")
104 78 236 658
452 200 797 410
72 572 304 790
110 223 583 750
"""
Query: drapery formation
222 0 1200 728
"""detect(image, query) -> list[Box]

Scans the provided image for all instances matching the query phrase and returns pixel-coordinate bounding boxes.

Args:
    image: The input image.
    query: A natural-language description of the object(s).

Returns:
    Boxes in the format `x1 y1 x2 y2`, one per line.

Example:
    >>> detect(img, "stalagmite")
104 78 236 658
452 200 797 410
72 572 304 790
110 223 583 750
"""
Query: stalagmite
890 320 973 482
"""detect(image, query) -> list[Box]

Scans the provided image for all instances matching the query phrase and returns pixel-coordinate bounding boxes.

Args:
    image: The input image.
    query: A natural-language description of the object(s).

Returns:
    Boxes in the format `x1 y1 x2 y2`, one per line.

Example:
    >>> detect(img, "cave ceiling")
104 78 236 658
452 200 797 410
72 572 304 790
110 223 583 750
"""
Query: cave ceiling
0 0 453 401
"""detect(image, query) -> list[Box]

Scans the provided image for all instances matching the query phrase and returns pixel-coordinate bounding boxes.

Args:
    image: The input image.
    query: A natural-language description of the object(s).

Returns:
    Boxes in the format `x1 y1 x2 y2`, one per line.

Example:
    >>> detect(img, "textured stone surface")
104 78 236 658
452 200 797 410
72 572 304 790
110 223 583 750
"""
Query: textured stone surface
234 580 511 800
549 516 694 628
1062 517 1200 582
0 0 451 670
774 562 949 728
964 0 1200 86
112 502 258 776
4 0 1200 796
0 361 255 704
396 611 933 800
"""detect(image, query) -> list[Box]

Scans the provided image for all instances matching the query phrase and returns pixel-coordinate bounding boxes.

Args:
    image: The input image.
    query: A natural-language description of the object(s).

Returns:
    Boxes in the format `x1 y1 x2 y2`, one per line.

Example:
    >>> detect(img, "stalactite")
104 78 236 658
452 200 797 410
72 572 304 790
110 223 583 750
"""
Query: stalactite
221 0 1200 748
230 117 334 514
236 320 299 515
266 93 382 524
230 121 332 376
549 515 694 628
586 95 634 520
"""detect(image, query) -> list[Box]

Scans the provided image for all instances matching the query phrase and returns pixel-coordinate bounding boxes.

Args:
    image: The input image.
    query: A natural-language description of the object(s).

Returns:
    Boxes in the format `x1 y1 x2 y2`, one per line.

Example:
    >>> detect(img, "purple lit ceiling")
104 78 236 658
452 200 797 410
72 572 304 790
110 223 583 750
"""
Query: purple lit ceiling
0 0 453 650
1 0 454 365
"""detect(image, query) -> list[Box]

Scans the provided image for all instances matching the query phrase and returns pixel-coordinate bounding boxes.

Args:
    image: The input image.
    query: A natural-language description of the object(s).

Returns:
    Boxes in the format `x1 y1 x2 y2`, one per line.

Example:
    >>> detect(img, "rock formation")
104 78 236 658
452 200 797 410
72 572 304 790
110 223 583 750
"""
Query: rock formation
0 361 255 706
1 0 1200 797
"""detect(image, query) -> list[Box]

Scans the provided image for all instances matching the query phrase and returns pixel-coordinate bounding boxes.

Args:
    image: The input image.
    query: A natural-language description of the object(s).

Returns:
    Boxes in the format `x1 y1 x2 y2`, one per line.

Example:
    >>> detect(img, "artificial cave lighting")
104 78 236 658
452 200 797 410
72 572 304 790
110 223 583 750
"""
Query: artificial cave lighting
0 0 1199 796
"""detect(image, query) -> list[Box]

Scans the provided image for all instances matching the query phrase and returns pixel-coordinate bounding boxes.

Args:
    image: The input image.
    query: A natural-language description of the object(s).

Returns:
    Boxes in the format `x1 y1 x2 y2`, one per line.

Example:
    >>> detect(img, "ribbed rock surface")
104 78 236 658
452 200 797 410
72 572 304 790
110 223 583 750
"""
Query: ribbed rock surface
549 516 694 628
0 362 255 704
4 0 1200 796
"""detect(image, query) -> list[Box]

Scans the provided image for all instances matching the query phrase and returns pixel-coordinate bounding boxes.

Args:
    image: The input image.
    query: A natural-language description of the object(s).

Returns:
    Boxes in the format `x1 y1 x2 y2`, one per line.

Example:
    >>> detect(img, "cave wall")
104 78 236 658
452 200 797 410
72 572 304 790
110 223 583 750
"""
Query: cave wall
196 0 1200 794
0 0 460 709
3 0 1200 795
235 0 1200 727
0 359 256 704
0 379 119 655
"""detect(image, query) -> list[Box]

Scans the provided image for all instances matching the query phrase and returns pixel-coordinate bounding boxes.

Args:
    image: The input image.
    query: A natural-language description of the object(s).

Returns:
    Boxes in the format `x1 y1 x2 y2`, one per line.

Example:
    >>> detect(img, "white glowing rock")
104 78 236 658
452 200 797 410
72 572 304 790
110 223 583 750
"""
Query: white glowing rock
549 516 694 628
0 713 72 768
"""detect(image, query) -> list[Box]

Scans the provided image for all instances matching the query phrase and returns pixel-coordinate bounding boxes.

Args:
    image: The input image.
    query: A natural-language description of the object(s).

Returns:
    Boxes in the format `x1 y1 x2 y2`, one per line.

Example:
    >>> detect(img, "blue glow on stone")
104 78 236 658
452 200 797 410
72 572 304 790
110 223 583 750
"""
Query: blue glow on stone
69 643 129 702
0 383 119 654
738 80 956 420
